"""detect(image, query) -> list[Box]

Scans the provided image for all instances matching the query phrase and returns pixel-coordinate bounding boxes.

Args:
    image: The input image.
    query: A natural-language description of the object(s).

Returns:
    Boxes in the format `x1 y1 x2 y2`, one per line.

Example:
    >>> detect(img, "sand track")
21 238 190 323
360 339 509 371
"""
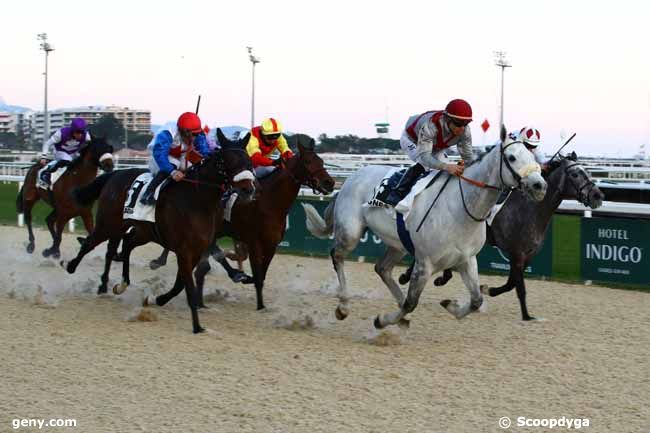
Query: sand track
0 226 647 432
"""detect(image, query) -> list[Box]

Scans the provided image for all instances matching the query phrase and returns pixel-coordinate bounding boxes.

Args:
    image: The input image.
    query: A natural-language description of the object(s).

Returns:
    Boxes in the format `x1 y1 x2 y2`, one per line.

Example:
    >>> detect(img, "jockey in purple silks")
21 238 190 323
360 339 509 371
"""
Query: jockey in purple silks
39 118 93 185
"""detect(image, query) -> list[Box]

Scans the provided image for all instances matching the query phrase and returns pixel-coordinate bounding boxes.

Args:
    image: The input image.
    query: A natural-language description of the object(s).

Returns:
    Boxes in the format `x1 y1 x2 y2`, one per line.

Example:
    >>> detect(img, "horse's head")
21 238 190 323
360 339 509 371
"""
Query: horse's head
215 128 256 201
86 134 114 172
549 151 604 209
499 125 547 201
288 134 336 195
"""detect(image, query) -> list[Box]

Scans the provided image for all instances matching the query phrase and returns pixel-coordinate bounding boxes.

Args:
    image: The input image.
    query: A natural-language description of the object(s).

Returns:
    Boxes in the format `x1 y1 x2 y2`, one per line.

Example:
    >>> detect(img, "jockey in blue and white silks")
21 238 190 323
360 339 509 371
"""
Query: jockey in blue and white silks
139 112 211 205
39 118 92 184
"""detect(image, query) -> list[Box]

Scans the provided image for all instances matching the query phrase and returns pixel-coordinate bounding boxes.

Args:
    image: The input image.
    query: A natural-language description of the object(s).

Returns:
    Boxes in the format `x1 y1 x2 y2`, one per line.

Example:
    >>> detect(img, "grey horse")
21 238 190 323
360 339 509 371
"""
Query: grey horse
444 152 603 320
303 127 548 328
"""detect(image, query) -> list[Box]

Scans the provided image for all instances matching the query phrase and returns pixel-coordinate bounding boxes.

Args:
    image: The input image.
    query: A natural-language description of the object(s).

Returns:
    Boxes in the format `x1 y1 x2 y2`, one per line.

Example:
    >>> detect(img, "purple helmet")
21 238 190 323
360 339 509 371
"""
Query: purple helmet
70 118 87 132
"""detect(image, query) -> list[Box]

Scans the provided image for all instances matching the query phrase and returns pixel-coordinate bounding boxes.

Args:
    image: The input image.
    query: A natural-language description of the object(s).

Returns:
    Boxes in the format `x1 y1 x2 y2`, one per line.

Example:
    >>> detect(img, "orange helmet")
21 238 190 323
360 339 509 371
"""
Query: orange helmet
260 118 283 135
177 112 202 133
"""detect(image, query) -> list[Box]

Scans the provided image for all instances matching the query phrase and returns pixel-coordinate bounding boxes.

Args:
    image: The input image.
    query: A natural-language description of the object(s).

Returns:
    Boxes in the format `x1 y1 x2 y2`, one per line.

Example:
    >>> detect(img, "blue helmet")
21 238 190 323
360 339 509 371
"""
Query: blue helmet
70 118 87 133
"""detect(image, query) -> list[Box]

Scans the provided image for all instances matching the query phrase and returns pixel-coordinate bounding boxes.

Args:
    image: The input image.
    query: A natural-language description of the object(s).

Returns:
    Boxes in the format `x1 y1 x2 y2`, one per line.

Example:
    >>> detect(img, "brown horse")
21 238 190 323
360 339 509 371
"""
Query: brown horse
63 129 255 333
16 137 114 258
151 134 335 310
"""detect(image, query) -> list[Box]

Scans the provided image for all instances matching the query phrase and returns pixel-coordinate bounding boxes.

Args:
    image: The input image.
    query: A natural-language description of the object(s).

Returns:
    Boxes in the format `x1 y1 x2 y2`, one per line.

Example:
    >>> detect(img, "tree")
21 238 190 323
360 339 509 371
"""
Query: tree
88 114 125 148
127 133 154 151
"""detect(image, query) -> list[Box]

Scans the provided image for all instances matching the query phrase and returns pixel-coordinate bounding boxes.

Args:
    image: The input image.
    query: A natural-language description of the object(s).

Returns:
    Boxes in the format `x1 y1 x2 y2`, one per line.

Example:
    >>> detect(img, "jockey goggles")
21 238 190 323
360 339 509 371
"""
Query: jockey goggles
264 133 281 141
448 116 471 128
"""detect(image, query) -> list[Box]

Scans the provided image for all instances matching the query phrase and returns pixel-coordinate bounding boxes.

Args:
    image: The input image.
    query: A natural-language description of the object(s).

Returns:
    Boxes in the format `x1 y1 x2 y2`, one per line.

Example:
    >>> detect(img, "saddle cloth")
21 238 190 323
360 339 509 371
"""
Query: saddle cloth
366 168 440 222
123 173 163 223
36 166 67 190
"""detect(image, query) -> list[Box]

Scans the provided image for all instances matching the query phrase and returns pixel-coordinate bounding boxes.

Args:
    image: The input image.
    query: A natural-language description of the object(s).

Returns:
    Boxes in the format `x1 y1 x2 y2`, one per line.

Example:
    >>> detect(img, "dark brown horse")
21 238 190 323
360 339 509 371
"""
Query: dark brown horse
16 137 114 258
420 152 604 320
63 129 255 333
149 134 335 311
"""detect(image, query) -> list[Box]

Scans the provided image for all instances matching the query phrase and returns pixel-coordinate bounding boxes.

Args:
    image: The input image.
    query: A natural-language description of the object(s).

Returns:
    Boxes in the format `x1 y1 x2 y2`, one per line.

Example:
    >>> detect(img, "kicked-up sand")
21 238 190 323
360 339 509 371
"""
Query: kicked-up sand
0 226 648 432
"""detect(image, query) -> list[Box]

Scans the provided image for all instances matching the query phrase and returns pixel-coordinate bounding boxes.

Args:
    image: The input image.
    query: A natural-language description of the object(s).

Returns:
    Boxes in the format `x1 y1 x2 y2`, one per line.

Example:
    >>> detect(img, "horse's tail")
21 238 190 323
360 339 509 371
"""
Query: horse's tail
16 184 24 214
302 193 337 239
73 172 116 207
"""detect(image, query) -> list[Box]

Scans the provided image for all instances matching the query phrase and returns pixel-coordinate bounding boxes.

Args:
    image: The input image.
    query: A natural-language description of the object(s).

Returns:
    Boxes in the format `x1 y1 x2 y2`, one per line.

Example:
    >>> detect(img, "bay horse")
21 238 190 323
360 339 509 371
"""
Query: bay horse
63 129 255 333
303 127 547 329
16 137 114 258
145 134 335 311
427 152 604 320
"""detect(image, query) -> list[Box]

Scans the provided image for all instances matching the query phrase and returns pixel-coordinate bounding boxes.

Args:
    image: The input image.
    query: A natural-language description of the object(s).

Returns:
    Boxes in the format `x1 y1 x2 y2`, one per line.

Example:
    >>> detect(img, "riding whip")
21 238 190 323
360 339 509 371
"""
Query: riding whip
550 132 576 161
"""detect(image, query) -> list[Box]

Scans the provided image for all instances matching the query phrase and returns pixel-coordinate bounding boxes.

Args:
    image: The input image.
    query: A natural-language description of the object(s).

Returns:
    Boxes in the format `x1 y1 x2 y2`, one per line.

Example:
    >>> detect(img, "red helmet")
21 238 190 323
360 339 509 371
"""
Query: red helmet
177 112 202 133
445 99 473 122
519 126 541 148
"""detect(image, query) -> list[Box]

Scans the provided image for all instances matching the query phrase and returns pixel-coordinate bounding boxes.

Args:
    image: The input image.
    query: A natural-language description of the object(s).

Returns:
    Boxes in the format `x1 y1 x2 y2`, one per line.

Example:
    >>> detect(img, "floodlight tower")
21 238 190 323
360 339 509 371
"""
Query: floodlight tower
494 50 511 132
38 33 55 141
247 46 261 129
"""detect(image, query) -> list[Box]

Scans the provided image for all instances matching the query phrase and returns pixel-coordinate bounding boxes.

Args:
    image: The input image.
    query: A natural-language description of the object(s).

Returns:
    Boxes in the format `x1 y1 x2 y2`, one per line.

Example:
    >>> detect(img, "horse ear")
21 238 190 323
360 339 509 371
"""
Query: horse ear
239 132 251 147
216 128 227 146
500 124 507 143
569 151 577 161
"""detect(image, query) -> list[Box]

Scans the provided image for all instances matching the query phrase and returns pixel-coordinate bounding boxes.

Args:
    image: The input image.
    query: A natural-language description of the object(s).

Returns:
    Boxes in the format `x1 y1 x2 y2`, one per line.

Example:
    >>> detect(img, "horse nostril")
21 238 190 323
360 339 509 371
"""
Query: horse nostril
533 182 543 191
593 192 602 200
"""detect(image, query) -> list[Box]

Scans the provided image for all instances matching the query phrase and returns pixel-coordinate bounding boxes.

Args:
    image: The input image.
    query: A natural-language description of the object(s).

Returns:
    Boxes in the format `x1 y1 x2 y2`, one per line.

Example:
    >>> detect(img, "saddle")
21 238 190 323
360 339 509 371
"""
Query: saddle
368 168 428 208
37 165 68 190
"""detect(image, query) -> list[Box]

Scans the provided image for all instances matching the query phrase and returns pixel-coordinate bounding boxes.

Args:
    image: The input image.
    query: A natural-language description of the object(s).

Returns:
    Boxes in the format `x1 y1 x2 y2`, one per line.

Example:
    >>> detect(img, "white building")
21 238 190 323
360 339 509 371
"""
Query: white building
0 112 17 133
31 105 151 143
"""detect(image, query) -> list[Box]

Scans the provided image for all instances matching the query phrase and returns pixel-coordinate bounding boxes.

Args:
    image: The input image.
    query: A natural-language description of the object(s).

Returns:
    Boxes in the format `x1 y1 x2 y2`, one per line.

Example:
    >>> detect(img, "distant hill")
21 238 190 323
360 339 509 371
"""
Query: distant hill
0 99 32 113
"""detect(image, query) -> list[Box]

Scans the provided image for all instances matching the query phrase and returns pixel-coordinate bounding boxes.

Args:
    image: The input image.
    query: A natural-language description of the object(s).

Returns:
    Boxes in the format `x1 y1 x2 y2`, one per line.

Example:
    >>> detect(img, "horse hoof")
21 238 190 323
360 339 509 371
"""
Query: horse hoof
52 251 60 259
193 326 206 334
523 316 537 321
398 318 410 329
440 299 451 309
373 316 386 329
335 306 348 321
97 286 108 295
398 273 410 285
113 282 128 295
26 244 35 254
143 294 156 307
433 276 447 286
42 248 51 257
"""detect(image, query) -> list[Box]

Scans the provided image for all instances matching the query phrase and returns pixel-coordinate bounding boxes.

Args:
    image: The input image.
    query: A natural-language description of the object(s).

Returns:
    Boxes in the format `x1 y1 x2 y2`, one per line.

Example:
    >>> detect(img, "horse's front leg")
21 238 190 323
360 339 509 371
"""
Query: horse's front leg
441 256 486 319
375 258 433 328
42 209 58 257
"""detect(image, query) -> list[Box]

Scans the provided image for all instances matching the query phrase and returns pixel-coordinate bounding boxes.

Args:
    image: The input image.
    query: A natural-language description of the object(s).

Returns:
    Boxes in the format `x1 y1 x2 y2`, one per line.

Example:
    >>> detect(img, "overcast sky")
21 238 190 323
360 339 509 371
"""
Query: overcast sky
2 0 648 157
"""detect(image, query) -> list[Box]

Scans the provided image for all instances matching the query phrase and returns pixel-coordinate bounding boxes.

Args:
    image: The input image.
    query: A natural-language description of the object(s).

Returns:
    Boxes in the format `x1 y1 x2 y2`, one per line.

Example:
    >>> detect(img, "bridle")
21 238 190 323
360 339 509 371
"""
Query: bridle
564 161 597 206
279 153 331 194
458 139 527 222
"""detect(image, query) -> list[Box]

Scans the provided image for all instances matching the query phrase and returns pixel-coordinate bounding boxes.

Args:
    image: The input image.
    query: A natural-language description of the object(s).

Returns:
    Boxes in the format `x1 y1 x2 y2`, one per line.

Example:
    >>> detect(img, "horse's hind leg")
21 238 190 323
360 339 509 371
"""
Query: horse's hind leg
96 236 120 294
488 268 515 297
80 208 94 234
147 271 184 307
441 257 485 319
150 248 170 270
113 230 149 295
374 247 406 307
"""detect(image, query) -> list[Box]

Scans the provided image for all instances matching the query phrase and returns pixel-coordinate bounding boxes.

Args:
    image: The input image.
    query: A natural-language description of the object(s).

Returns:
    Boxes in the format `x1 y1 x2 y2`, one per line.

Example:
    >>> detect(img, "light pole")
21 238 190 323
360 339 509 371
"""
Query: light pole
494 51 511 132
38 33 54 143
247 46 260 129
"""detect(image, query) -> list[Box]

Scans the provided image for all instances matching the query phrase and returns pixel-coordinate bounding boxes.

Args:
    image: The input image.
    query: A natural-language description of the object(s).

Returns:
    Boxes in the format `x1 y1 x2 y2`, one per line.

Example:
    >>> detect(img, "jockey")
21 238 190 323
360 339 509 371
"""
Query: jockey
384 99 474 206
518 126 548 171
246 117 294 177
39 117 91 185
139 112 211 205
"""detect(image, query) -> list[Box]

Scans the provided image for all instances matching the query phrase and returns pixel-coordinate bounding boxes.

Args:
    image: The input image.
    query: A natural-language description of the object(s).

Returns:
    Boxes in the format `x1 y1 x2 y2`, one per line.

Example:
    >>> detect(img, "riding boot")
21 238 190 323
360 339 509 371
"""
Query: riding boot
140 172 168 205
40 160 68 185
385 163 426 206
